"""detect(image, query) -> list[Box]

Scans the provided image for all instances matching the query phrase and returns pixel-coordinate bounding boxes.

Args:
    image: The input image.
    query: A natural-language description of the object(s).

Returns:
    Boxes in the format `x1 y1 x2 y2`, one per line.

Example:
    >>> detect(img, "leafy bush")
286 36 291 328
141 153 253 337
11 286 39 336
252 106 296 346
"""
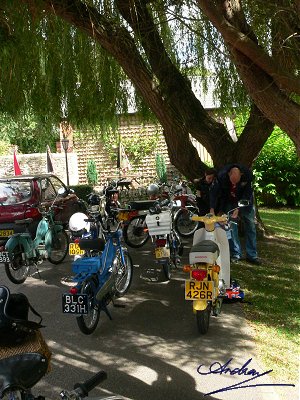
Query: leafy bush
253 129 300 206
70 184 94 201
86 159 98 186
155 153 167 183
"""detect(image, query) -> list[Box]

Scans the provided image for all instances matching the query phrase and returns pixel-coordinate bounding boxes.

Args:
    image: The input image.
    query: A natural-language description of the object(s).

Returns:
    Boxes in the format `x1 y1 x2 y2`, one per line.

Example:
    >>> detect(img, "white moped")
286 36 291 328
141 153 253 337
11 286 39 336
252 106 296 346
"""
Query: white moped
183 201 249 334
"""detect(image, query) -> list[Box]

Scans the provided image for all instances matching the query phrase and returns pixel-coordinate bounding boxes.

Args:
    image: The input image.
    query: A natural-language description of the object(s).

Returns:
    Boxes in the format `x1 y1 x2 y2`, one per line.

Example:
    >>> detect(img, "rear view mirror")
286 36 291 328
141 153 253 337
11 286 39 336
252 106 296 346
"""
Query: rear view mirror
58 187 67 196
238 200 250 207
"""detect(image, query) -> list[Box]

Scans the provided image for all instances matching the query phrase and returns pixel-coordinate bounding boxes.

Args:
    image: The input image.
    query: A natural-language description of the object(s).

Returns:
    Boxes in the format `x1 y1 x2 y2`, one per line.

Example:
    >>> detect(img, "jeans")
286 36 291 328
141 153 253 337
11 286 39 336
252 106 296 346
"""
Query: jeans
229 206 258 260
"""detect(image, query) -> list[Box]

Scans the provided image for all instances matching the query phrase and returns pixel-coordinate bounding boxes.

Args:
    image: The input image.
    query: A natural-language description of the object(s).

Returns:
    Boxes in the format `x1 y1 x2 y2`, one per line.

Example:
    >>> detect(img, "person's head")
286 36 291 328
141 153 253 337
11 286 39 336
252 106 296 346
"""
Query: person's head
228 167 242 185
204 167 217 184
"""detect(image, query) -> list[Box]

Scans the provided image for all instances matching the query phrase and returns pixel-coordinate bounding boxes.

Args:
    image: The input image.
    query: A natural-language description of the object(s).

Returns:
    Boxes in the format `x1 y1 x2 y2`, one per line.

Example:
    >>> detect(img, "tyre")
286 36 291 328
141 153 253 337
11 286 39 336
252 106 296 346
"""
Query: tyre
123 215 149 248
48 230 69 264
76 277 100 334
174 207 199 238
4 244 29 284
114 250 133 297
196 304 211 334
162 262 171 281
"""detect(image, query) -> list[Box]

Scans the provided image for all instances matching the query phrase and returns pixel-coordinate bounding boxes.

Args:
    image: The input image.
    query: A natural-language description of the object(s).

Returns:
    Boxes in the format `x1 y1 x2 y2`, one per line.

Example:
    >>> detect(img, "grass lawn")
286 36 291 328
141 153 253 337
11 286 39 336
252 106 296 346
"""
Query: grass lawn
231 207 299 383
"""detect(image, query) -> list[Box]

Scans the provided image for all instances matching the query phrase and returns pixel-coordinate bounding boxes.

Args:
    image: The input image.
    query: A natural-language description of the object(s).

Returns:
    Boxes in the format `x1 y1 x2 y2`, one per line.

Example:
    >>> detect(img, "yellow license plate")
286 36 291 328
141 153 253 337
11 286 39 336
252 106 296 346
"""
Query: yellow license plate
0 229 14 237
185 280 214 300
118 212 130 221
155 247 170 258
69 243 85 255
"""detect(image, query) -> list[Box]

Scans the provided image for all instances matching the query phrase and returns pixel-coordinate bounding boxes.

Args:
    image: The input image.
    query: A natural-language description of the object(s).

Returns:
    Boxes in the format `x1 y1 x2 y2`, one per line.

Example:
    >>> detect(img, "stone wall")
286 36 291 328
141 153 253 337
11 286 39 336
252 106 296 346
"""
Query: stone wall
0 152 78 186
0 114 212 187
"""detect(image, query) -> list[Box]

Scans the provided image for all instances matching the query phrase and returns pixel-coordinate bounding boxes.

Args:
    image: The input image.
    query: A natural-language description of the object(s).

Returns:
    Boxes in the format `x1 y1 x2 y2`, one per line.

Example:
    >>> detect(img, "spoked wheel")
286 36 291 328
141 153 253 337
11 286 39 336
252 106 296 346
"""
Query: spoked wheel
123 216 149 248
48 230 69 264
174 207 199 238
114 250 133 297
5 244 30 284
196 303 211 334
76 277 100 334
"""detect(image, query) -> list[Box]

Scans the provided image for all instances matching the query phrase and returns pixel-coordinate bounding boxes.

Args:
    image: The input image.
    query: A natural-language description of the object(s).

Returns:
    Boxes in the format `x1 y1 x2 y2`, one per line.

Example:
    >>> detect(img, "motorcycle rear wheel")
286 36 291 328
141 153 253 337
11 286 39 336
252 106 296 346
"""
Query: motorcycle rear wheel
76 277 100 334
48 230 69 264
174 207 198 238
196 304 211 334
123 215 149 248
5 244 30 284
114 250 133 297
162 261 171 281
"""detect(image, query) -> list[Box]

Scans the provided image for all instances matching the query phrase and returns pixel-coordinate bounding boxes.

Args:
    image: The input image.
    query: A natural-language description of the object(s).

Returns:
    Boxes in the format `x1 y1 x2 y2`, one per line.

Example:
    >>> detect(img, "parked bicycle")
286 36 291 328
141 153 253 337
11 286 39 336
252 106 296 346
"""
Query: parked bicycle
62 217 133 334
3 188 69 284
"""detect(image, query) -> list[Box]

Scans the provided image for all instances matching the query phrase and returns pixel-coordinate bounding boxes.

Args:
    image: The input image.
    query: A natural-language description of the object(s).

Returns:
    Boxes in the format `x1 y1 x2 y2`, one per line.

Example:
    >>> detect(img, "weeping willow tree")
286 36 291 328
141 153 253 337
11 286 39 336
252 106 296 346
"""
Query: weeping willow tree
0 0 299 179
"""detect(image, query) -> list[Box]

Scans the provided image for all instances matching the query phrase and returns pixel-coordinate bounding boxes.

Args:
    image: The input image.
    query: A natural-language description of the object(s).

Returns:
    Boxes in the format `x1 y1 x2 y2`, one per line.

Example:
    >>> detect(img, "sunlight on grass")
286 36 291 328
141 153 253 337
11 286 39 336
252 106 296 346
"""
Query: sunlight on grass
232 208 300 384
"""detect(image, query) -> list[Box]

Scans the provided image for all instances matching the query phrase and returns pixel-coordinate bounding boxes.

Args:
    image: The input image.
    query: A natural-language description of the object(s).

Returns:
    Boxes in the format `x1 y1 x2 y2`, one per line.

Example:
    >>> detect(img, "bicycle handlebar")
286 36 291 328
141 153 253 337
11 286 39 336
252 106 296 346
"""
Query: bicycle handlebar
73 370 107 397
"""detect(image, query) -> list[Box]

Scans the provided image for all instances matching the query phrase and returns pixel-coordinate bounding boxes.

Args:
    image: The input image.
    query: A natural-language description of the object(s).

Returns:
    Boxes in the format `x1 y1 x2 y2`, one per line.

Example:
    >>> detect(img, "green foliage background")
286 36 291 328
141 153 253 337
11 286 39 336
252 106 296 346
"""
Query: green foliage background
86 159 98 186
253 129 300 206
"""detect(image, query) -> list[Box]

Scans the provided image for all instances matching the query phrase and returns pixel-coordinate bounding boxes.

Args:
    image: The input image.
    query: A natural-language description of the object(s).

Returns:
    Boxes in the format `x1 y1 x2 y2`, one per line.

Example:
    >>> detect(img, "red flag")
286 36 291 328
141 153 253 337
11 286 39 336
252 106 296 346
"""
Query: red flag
13 151 22 175
46 145 54 173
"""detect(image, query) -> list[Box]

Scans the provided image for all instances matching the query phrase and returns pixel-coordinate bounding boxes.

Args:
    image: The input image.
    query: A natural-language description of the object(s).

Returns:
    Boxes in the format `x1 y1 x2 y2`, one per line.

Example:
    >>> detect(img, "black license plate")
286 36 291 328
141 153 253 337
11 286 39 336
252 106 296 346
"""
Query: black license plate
62 293 89 315
0 251 10 263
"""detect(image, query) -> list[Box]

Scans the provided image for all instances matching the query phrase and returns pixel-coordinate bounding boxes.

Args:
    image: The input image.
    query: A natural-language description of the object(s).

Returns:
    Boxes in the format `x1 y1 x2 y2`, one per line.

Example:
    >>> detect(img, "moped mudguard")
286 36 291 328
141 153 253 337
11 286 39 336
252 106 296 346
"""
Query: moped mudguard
5 234 33 259
44 224 62 254
193 300 208 313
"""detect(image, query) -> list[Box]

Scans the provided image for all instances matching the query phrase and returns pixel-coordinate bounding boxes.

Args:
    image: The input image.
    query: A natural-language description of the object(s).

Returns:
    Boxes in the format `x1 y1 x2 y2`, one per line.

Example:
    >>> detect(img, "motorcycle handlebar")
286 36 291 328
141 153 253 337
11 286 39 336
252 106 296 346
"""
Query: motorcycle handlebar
73 370 107 397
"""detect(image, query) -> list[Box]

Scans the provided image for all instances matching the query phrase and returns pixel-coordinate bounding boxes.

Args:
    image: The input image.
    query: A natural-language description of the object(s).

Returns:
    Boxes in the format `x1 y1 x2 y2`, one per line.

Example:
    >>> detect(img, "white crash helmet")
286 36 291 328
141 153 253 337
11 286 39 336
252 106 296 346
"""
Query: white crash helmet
147 183 159 197
69 212 90 233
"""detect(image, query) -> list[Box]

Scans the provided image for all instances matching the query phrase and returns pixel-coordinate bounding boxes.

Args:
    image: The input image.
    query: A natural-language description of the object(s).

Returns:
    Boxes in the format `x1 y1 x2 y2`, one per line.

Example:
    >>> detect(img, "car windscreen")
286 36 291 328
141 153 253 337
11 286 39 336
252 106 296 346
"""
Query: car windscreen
0 181 32 205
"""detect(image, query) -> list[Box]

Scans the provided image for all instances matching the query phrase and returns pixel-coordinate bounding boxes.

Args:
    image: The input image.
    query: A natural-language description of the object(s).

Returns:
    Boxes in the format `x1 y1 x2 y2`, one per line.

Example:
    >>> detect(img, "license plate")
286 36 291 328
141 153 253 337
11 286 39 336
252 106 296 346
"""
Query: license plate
69 243 85 256
185 280 214 300
62 293 89 314
155 247 170 259
0 229 14 238
0 251 10 263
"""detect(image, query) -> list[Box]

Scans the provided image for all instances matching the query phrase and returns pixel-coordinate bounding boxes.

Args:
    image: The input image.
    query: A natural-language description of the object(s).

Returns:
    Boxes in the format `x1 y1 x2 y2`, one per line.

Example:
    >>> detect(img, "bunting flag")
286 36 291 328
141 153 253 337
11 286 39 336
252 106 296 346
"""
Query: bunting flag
46 145 54 173
13 151 22 176
118 143 132 175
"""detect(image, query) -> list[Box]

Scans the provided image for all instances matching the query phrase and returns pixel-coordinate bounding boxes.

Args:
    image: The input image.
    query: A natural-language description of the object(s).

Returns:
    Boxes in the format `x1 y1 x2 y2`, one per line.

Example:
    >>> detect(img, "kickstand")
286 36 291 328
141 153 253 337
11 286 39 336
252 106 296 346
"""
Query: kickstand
32 263 42 280
102 303 113 320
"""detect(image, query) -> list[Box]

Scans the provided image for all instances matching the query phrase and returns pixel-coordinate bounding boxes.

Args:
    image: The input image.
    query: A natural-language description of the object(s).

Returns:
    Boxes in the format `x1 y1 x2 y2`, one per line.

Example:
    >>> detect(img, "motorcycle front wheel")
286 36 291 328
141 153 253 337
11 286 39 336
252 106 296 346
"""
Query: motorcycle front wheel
196 303 211 334
76 277 100 334
174 207 199 238
5 244 30 284
114 250 133 297
123 215 149 248
48 230 69 264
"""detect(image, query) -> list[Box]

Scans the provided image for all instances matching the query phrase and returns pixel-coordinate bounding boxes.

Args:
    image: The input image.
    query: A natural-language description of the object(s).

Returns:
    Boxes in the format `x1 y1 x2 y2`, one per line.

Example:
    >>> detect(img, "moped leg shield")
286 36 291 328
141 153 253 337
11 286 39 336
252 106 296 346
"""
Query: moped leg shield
193 300 208 312
5 234 33 259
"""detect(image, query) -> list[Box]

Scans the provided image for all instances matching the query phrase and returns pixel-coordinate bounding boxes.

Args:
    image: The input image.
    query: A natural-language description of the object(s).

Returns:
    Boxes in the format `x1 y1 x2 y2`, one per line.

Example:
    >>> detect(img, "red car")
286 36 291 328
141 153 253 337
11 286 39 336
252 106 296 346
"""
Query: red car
0 174 84 247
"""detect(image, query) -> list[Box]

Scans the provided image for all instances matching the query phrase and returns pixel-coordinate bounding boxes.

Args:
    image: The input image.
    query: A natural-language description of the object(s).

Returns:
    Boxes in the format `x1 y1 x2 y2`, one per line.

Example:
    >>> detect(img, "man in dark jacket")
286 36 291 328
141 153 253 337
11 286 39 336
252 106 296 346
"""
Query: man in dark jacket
194 167 217 215
210 164 260 265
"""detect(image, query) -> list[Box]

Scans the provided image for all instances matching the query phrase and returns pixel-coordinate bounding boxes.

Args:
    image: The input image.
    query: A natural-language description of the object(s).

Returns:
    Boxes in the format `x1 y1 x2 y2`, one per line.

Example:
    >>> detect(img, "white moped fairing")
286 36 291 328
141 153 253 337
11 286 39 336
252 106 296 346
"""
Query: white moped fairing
192 224 230 288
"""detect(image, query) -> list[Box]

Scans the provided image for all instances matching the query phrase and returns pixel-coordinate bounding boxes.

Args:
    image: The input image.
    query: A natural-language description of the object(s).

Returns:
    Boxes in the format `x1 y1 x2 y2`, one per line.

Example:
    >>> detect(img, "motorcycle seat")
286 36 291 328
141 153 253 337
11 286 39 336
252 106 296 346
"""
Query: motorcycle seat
78 238 106 251
0 352 48 393
129 200 157 210
190 240 219 255
189 240 220 264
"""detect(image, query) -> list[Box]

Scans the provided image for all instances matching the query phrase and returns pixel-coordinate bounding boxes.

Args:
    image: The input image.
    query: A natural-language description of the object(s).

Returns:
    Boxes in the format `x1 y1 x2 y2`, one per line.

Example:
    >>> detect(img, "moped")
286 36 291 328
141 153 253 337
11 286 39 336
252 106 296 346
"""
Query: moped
183 201 249 334
145 198 183 280
0 285 125 400
4 188 69 284
62 219 133 335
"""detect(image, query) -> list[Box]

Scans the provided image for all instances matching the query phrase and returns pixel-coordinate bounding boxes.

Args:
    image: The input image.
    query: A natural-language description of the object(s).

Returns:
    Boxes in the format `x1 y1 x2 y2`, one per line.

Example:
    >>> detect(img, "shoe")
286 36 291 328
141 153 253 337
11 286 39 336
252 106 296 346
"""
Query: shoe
246 257 261 265
230 257 240 263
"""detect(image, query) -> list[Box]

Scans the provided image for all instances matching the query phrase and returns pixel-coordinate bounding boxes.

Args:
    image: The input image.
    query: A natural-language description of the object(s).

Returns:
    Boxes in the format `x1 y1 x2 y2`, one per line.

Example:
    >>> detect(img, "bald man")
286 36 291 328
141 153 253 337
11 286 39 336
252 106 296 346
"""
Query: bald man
210 164 260 265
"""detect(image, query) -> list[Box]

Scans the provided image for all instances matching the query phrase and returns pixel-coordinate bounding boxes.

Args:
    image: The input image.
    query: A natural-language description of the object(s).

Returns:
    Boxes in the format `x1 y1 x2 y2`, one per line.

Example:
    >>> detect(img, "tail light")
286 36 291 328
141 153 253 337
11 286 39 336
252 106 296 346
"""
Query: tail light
183 264 191 272
24 207 40 219
156 238 167 247
74 237 80 244
69 287 78 294
191 269 207 281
